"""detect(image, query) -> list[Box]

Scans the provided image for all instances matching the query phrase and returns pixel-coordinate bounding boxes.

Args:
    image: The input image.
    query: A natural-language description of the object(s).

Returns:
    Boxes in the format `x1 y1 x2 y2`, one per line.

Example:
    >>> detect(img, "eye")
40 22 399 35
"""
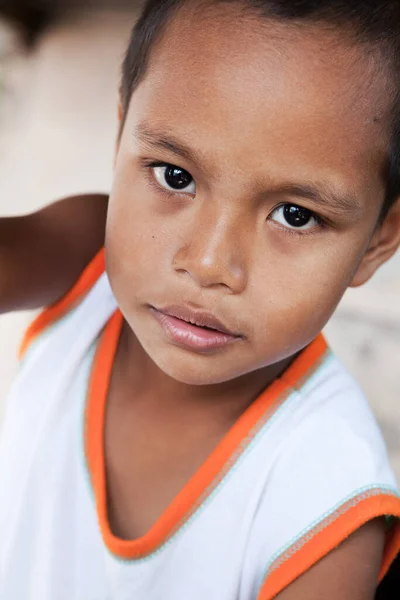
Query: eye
152 164 196 195
270 204 319 231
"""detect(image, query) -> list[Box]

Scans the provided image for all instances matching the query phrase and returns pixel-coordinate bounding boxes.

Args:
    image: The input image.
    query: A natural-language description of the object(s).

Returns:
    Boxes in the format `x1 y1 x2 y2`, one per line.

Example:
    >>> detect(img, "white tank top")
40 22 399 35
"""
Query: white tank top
0 250 399 600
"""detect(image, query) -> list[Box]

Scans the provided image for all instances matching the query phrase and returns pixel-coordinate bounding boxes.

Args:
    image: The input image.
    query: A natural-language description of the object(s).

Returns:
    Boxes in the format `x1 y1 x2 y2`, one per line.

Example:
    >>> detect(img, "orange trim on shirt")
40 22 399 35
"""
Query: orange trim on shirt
281 333 327 389
257 491 400 600
85 309 123 503
85 320 328 560
19 248 106 358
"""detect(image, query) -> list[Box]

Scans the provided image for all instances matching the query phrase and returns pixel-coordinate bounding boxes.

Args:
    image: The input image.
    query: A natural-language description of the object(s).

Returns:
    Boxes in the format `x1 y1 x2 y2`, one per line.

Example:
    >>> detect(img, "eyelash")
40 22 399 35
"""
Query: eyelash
141 160 326 235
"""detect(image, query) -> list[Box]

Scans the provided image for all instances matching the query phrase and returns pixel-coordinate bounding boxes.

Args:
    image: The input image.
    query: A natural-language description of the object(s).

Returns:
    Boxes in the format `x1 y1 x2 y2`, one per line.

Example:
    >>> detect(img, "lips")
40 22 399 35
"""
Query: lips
149 304 242 352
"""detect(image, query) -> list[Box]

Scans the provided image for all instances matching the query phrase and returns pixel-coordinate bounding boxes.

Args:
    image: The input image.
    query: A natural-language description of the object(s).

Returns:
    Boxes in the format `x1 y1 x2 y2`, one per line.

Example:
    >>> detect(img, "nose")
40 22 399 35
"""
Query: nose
172 204 248 294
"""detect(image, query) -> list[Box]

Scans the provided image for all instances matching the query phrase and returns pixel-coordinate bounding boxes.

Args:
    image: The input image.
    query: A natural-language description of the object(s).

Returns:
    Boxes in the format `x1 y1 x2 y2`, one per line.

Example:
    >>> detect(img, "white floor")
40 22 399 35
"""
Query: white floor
0 8 399 479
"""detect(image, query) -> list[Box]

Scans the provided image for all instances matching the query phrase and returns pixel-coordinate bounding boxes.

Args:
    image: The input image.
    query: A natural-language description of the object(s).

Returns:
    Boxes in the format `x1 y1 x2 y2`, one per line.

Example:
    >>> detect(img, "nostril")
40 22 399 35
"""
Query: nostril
175 267 190 278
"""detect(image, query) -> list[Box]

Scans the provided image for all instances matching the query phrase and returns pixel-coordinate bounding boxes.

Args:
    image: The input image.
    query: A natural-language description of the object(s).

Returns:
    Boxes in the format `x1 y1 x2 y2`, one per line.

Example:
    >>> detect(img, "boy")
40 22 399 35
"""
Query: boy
1 0 400 598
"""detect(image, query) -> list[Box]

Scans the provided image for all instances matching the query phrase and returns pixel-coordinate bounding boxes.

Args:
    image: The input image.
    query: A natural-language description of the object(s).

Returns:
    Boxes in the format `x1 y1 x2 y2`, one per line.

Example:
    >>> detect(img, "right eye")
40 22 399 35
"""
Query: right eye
152 164 196 195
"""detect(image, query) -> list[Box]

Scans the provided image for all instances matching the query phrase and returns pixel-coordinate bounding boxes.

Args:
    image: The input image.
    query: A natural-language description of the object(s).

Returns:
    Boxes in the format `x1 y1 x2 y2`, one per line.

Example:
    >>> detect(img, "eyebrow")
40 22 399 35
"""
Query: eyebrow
135 122 364 217
135 122 201 165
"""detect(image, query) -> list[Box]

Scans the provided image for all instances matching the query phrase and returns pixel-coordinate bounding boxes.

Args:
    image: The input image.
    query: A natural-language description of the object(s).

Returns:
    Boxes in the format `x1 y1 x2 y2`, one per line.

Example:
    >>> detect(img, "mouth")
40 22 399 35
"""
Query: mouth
149 304 242 352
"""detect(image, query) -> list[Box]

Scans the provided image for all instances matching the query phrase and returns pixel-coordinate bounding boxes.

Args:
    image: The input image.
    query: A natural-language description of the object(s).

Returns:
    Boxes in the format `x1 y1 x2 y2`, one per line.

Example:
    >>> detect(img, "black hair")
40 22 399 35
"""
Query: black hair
121 0 400 217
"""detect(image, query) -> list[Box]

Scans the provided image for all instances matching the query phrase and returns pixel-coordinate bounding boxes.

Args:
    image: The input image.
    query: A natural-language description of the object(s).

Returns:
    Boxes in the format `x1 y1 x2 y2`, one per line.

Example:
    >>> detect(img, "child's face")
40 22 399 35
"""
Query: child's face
106 8 400 385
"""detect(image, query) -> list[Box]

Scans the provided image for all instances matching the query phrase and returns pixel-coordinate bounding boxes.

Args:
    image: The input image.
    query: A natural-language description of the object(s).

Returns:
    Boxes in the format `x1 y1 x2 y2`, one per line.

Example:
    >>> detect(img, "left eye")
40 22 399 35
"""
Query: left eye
270 204 319 230
152 164 196 195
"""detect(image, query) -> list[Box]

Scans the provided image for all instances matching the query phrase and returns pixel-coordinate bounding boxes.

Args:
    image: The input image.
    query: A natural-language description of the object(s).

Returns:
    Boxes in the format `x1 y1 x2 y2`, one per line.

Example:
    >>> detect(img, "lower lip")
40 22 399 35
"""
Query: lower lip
150 308 240 352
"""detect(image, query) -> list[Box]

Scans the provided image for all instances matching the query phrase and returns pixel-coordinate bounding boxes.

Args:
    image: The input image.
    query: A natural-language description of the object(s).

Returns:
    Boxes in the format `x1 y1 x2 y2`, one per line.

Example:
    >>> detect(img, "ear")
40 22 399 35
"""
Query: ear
113 98 124 170
350 198 400 287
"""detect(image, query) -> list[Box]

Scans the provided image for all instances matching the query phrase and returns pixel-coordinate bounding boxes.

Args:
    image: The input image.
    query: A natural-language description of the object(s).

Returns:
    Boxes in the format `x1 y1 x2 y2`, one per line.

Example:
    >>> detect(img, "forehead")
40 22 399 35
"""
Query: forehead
127 5 392 201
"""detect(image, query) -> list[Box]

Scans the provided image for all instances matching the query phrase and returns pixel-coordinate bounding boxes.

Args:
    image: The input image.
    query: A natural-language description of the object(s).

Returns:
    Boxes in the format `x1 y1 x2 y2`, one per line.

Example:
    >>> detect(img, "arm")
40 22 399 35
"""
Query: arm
275 519 385 600
0 193 108 314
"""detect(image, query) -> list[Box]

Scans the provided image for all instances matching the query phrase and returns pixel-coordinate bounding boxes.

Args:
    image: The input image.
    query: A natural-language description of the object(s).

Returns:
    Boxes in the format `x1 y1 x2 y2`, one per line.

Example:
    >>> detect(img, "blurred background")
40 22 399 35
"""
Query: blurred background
0 1 399 480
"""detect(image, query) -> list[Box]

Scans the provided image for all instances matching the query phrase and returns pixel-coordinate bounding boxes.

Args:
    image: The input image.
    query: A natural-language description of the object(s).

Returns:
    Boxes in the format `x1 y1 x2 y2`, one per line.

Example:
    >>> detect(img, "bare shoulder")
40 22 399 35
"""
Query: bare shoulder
275 519 385 600
0 193 108 313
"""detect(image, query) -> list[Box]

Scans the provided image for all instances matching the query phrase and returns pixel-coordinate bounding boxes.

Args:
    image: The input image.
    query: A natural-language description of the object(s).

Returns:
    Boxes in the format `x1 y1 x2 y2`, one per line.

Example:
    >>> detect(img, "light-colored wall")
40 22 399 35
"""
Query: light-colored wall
0 8 399 479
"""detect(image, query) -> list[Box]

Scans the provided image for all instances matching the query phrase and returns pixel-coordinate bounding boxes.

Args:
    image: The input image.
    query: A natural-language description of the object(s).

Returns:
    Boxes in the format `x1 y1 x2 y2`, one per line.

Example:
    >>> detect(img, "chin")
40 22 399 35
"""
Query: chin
149 348 241 386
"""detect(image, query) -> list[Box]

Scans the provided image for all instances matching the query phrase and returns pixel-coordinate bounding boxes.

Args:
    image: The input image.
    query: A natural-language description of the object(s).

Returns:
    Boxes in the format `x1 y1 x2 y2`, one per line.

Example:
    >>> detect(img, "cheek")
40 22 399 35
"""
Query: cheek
105 179 178 304
249 239 361 354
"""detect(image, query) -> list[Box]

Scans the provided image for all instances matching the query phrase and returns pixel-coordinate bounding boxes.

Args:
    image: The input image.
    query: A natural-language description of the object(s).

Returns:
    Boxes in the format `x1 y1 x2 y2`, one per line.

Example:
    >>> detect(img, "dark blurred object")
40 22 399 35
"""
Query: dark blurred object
375 553 400 599
0 1 140 46
0 0 57 46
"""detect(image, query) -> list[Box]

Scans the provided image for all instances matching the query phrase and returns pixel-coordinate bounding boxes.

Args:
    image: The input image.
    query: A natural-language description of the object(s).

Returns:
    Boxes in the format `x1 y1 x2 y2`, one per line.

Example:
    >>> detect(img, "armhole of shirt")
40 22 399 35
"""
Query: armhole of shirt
19 248 105 359
257 489 400 600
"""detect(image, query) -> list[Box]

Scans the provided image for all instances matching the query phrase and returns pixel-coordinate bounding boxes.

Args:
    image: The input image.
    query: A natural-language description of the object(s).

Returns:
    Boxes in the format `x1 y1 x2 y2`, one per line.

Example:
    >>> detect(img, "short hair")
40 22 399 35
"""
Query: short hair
121 0 400 218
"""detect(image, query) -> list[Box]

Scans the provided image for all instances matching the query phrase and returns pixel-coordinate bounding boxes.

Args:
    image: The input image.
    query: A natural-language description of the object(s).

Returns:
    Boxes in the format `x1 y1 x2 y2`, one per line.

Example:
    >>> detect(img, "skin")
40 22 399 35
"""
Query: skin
107 12 400 386
0 194 108 313
103 7 400 598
